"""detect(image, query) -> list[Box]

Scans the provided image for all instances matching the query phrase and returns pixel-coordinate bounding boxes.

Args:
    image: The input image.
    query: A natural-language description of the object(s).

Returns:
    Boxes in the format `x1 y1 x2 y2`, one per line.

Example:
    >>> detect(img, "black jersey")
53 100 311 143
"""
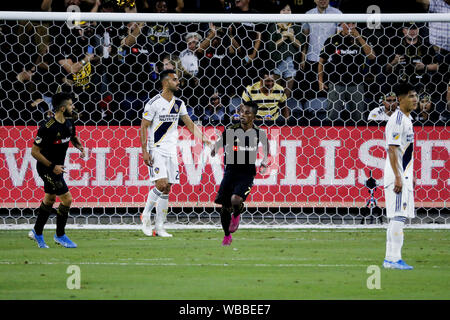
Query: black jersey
34 117 75 167
217 123 268 176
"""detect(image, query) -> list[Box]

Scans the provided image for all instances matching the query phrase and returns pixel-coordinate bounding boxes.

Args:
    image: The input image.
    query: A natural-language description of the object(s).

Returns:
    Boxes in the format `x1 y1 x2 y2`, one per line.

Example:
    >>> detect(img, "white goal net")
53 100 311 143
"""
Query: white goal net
0 9 448 227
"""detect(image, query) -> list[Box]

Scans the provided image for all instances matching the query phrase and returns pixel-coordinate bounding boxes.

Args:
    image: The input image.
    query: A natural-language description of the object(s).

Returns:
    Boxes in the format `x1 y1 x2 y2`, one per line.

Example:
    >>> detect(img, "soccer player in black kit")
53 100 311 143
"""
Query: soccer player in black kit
28 92 85 248
211 101 269 246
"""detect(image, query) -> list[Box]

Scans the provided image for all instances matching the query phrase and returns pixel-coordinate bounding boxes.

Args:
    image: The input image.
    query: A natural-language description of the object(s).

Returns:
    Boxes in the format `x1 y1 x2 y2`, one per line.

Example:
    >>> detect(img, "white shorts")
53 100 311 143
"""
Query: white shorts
149 151 180 184
384 184 415 218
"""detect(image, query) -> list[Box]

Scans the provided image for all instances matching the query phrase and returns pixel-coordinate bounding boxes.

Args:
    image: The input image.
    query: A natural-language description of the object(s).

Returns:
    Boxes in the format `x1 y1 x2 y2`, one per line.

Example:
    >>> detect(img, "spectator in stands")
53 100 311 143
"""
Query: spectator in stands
201 91 230 125
198 23 233 100
121 0 175 62
50 22 102 122
241 69 289 124
384 22 439 94
413 93 441 125
422 0 450 121
267 1 305 98
318 22 376 123
180 32 203 77
367 92 398 122
422 0 450 57
299 0 342 101
228 0 264 94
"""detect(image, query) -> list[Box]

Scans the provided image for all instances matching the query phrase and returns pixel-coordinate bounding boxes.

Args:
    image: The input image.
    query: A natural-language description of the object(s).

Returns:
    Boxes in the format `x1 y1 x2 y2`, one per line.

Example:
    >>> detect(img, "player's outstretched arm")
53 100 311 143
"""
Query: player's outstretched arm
140 118 153 166
181 114 212 147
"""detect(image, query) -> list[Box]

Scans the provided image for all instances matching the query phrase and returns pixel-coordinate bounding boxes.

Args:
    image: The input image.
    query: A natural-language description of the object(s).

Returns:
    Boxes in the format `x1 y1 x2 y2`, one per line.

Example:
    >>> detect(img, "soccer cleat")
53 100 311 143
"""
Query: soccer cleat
140 212 153 236
28 229 49 248
391 259 413 270
229 214 240 233
54 234 77 248
222 234 232 246
154 229 173 237
382 259 394 269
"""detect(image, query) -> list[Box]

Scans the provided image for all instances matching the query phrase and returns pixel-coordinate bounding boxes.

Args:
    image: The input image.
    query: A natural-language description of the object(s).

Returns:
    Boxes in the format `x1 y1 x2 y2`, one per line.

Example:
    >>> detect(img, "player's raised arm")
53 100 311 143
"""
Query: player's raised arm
180 114 212 147
140 118 153 166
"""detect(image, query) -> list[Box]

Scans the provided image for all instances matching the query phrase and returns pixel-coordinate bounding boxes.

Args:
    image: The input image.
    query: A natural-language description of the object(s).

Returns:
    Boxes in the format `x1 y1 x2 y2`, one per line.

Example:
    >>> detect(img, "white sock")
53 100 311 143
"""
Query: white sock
143 187 162 217
155 194 169 231
385 222 393 261
389 217 406 262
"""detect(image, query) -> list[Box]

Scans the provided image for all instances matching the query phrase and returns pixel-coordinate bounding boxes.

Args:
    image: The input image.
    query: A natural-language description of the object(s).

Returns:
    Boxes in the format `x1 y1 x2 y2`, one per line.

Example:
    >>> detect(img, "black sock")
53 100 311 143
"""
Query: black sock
34 202 52 235
56 204 70 237
232 202 244 218
220 207 232 236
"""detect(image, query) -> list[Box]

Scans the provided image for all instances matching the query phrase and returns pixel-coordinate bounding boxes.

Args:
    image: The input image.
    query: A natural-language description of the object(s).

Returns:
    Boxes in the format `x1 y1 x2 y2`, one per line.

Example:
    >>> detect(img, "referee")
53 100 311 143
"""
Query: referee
211 101 269 246
28 92 85 248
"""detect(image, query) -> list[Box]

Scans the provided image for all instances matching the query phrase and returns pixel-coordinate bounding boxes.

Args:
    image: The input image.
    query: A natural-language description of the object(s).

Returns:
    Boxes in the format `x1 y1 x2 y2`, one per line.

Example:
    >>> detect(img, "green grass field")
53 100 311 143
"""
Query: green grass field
0 228 449 300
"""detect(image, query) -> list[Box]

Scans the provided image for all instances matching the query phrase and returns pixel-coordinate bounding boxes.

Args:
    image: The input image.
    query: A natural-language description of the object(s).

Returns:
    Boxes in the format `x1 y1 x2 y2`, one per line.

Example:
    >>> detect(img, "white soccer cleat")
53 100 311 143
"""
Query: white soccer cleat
154 228 173 238
140 212 153 237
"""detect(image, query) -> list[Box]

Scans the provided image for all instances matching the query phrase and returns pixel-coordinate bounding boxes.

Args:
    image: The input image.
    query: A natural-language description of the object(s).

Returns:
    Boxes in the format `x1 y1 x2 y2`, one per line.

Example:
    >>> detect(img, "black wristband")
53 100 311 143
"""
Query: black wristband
49 163 56 171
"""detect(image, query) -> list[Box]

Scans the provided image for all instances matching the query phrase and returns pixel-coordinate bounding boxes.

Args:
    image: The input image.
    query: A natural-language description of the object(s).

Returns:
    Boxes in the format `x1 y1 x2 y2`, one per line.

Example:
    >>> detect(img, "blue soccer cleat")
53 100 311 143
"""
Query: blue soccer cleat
28 229 49 248
391 259 413 270
54 234 77 248
382 259 394 269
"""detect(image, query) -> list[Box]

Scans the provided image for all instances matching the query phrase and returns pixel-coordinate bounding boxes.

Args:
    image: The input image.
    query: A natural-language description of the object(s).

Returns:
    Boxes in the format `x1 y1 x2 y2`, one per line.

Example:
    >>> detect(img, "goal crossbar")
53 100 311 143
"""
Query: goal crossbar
0 12 449 23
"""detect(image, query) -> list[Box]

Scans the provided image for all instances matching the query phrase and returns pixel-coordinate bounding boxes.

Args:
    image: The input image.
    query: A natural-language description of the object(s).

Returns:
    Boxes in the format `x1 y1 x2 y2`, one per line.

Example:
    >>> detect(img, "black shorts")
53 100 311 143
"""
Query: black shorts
37 165 69 196
214 169 255 207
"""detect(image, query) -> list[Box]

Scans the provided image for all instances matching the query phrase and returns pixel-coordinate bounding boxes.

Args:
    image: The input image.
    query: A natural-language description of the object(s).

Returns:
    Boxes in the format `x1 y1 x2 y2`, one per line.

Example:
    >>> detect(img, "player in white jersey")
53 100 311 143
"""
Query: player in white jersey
383 82 418 270
140 70 212 237
367 92 398 122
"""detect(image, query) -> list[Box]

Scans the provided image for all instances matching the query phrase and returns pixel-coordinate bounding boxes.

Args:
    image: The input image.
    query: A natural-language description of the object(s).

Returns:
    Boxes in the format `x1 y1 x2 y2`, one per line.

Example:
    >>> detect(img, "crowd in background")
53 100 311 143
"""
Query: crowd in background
0 0 449 126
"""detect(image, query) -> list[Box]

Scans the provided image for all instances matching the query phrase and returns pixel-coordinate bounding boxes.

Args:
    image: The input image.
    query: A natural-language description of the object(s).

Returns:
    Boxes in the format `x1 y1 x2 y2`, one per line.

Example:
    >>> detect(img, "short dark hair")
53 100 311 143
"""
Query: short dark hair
242 101 259 115
394 82 416 98
159 69 176 82
259 68 272 79
52 92 73 111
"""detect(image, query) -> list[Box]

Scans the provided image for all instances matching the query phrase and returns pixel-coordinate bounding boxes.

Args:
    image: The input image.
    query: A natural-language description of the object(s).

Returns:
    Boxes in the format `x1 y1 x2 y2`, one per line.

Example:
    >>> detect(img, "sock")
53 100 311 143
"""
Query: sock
220 207 232 236
56 203 70 237
34 202 53 235
143 187 162 217
385 222 393 261
232 202 244 218
389 216 406 262
155 194 169 231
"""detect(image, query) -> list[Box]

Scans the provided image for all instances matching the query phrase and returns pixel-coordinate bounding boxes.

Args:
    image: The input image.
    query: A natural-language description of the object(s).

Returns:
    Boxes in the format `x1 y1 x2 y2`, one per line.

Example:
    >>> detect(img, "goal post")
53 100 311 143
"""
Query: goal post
0 11 448 227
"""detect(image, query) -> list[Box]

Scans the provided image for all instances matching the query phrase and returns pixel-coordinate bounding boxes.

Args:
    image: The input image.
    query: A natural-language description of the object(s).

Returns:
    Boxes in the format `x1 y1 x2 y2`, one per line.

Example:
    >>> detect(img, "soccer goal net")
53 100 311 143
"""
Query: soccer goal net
0 10 448 227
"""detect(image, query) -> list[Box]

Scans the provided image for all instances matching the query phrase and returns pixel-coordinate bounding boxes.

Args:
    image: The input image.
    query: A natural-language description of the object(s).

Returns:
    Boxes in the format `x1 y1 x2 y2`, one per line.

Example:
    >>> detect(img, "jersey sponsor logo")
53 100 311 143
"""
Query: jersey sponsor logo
406 133 414 143
335 49 358 55
54 137 71 144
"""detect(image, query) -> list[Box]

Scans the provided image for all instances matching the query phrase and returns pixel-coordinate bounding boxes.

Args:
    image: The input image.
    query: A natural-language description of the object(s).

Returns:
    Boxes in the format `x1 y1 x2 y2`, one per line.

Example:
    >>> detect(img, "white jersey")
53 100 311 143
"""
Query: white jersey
180 49 199 76
368 106 392 122
384 109 415 189
143 94 188 157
